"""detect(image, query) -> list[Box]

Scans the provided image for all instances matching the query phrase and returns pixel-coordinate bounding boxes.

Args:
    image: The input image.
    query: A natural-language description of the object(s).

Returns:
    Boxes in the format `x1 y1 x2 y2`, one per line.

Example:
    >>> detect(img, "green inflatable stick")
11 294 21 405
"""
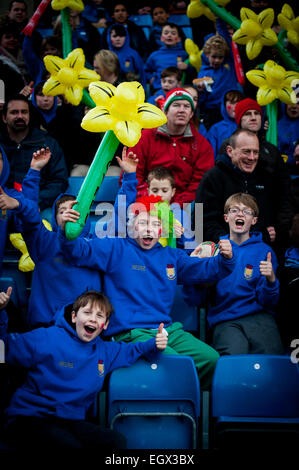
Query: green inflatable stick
61 8 72 58
65 130 119 240
266 100 278 146
276 30 299 72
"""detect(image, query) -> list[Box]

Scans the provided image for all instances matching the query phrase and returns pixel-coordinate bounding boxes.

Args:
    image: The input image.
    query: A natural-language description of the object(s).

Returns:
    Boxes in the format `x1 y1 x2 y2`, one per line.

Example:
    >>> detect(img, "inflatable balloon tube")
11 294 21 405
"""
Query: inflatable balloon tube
22 0 52 36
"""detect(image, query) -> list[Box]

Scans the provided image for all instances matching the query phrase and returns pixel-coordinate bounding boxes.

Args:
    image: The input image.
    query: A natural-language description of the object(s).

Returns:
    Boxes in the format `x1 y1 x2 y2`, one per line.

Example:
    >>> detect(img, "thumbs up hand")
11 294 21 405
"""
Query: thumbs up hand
0 186 20 211
260 252 276 283
0 286 12 310
155 323 168 351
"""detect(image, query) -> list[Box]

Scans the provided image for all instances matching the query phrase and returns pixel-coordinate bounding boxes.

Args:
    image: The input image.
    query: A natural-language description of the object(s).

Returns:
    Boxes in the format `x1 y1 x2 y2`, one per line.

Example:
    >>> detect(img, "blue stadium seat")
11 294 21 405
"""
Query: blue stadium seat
212 355 299 448
171 284 199 331
129 14 153 40
168 14 191 26
107 355 200 449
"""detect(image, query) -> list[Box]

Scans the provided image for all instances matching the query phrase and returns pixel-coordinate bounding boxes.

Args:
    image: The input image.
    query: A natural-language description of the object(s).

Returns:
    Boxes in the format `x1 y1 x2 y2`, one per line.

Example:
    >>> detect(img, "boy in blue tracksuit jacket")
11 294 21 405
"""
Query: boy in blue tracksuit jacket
58 194 236 389
0 148 102 328
144 23 192 92
107 24 146 88
183 193 285 356
0 290 168 449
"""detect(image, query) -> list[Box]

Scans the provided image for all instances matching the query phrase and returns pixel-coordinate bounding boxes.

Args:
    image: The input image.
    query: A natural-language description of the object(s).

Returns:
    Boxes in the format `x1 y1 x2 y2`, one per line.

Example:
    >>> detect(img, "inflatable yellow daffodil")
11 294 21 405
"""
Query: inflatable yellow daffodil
278 4 299 49
10 220 52 272
51 0 84 12
187 0 230 21
246 60 299 105
42 48 100 106
81 81 167 147
232 8 278 60
185 38 202 72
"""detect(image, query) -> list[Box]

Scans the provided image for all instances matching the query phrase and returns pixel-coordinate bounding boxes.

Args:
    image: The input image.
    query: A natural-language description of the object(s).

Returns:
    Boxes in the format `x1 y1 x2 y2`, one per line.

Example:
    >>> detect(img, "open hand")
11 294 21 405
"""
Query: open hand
116 146 138 173
31 147 51 171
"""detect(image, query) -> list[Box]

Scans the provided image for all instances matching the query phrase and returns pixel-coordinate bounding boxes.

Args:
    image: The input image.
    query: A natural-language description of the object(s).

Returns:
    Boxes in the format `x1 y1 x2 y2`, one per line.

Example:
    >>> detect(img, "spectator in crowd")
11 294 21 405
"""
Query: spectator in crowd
0 94 68 219
195 128 291 247
144 22 193 93
106 24 146 88
130 87 214 206
0 23 29 82
82 0 111 29
148 66 183 106
207 89 244 159
184 192 285 356
93 49 121 85
102 2 149 59
183 84 208 139
148 4 170 53
277 102 299 177
195 31 241 130
68 9 102 67
0 1 28 32
58 194 237 390
0 289 168 449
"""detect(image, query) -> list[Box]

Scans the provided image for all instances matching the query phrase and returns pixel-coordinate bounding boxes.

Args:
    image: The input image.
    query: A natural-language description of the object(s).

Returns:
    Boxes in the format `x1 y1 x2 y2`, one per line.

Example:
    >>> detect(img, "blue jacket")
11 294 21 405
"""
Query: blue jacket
17 190 102 327
0 303 159 422
107 24 146 88
58 228 236 336
183 233 279 328
144 43 189 91
277 103 299 174
206 90 239 158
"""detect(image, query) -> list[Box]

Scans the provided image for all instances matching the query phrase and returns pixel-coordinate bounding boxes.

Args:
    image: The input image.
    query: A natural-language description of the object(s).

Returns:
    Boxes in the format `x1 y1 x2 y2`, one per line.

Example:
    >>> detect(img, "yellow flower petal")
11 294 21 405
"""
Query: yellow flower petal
81 107 115 132
89 82 116 107
77 69 100 88
246 69 267 87
232 29 250 45
42 77 65 96
240 8 258 22
113 120 142 147
281 4 295 20
66 48 85 72
278 14 292 30
246 39 263 60
68 0 84 12
64 84 83 106
288 30 299 47
43 55 66 76
258 8 275 29
260 28 278 45
187 0 215 21
277 87 297 105
256 86 277 106
136 103 167 128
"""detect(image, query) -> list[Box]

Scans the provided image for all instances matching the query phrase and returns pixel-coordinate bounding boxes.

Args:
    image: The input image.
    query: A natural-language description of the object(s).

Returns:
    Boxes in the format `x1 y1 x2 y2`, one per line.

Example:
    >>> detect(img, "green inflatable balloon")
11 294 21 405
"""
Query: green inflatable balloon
65 130 119 240
266 100 278 146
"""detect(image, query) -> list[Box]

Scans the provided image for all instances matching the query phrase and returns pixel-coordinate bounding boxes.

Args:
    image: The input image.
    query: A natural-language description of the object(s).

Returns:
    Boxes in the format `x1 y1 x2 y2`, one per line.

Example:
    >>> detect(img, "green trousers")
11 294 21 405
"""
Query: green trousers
114 322 220 390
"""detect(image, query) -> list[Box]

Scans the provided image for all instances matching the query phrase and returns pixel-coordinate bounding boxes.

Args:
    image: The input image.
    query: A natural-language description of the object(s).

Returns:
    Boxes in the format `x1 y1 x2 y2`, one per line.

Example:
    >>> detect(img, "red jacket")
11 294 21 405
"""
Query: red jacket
130 122 214 206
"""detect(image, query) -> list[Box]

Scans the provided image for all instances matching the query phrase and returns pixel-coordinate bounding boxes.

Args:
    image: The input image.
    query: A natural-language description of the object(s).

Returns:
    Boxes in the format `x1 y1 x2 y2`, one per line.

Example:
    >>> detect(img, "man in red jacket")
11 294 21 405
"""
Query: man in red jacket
130 88 214 207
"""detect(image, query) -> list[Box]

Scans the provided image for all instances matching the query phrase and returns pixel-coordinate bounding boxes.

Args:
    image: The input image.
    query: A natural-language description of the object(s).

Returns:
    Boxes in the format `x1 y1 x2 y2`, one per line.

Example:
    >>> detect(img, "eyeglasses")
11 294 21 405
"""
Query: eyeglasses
228 207 254 216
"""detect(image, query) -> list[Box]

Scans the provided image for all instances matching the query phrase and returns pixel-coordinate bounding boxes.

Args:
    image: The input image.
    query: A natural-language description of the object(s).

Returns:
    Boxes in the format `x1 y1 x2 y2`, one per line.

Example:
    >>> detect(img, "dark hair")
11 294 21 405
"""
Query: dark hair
161 66 183 81
225 90 245 104
0 22 20 41
55 195 76 218
2 94 29 116
110 24 126 37
8 0 27 11
72 290 113 321
147 166 176 187
162 22 182 38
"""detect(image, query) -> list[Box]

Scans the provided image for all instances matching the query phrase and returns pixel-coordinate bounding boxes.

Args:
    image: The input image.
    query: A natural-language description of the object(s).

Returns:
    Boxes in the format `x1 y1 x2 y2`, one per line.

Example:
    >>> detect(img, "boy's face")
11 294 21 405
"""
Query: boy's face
148 178 175 203
0 32 19 51
207 48 225 69
161 25 181 46
224 203 257 236
72 301 109 342
133 212 161 250
110 30 126 48
113 4 128 23
286 103 299 119
8 2 27 23
56 200 76 229
225 99 237 119
161 75 180 93
35 92 55 111
153 7 169 25
240 109 262 133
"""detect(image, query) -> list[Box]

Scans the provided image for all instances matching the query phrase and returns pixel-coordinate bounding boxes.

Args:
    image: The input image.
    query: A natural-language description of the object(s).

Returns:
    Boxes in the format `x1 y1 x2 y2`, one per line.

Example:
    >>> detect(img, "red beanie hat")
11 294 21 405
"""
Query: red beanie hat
235 98 262 127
